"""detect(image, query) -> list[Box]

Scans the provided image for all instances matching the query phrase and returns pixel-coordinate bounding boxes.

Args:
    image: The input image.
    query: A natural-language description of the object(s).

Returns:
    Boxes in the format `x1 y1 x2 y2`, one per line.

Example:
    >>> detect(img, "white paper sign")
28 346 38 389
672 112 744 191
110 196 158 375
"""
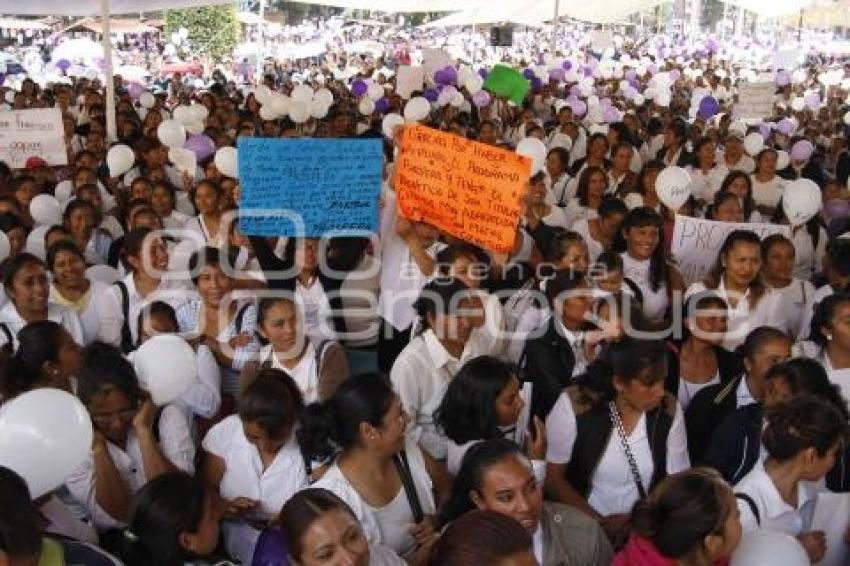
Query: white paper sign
0 108 67 169
671 215 791 286
811 492 850 566
735 82 776 121
396 65 424 100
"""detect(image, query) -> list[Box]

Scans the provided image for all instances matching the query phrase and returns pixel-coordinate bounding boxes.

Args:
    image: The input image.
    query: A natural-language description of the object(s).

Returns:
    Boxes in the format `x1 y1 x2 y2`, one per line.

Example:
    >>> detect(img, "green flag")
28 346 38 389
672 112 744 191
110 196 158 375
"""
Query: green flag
483 65 530 105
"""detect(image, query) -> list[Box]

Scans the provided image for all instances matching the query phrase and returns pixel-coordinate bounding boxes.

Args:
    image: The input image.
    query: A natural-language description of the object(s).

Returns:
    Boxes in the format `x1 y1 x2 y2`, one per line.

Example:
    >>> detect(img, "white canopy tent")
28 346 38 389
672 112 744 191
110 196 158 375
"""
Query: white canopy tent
0 0 231 141
718 0 815 17
421 0 666 27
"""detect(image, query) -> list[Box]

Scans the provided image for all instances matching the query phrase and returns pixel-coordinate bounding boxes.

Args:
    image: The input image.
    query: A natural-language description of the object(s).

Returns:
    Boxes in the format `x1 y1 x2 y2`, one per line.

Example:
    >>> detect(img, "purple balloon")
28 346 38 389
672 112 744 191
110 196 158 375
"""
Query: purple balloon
791 140 814 162
758 123 772 140
569 85 580 97
583 67 594 78
423 88 439 102
777 118 795 136
775 70 791 87
562 60 572 71
549 68 565 82
625 69 637 81
649 64 659 75
472 90 491 108
570 100 587 117
566 94 579 104
0 74 5 86
128 83 144 100
435 66 457 86
375 98 390 113
523 68 535 80
183 135 216 161
623 85 637 99
823 199 850 223
531 77 543 92
604 107 620 123
706 38 719 54
698 96 719 119
600 98 613 109
803 92 820 110
351 80 367 97
56 58 71 71
478 68 489 79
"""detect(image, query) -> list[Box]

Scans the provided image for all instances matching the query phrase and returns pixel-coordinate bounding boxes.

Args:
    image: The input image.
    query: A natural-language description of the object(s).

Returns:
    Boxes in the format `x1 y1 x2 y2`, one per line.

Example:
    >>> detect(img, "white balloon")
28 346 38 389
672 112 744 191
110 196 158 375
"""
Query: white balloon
0 389 92 498
359 97 376 115
730 530 808 566
190 104 209 122
367 82 384 101
291 84 314 104
134 335 197 406
516 137 547 175
289 101 311 124
465 75 484 94
382 113 405 138
255 85 272 105
656 166 692 210
314 88 334 106
214 147 238 179
29 194 62 226
85 264 120 285
185 121 205 136
624 192 644 209
457 67 473 86
270 94 291 117
310 99 329 119
633 94 645 106
157 119 186 149
0 231 9 263
743 132 765 156
25 225 50 260
844 111 850 126
404 97 430 122
259 105 278 121
106 144 135 177
172 104 194 125
450 92 465 108
168 147 197 176
775 150 791 171
790 97 805 112
139 91 155 109
783 178 822 226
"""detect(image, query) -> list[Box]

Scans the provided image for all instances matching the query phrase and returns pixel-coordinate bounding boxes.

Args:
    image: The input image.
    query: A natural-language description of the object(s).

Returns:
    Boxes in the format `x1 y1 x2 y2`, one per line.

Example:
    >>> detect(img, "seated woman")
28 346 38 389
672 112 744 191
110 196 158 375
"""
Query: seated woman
301 374 451 563
614 468 742 565
734 395 846 564
436 356 545 481
65 343 195 530
240 296 349 404
0 253 84 350
254 488 405 566
545 338 689 547
202 370 308 564
441 439 613 566
121 471 228 566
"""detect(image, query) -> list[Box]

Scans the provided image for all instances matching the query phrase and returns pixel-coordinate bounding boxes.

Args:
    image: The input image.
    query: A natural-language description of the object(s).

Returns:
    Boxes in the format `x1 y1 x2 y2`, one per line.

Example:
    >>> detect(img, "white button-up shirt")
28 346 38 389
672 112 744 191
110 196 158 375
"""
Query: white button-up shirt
0 301 84 350
735 461 820 535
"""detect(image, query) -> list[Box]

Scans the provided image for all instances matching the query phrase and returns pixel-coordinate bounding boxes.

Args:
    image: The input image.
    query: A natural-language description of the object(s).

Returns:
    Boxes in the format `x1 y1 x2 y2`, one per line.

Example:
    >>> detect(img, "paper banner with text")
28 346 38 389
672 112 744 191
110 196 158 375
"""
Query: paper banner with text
0 108 67 168
734 82 776 121
238 137 383 237
672 215 791 286
395 125 531 253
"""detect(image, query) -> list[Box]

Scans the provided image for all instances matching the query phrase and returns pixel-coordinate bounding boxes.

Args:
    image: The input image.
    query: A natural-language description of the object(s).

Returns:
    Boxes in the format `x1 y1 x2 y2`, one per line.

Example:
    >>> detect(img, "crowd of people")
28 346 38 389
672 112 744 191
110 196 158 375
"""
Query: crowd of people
2 18 850 566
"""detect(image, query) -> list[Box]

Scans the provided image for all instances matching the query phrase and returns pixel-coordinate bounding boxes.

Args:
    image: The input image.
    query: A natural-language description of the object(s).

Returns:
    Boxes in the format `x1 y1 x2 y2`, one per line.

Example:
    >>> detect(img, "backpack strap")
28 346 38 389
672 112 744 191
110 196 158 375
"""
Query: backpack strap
394 450 425 524
313 339 332 385
234 302 251 334
114 281 133 354
735 493 761 526
0 322 13 348
152 405 166 444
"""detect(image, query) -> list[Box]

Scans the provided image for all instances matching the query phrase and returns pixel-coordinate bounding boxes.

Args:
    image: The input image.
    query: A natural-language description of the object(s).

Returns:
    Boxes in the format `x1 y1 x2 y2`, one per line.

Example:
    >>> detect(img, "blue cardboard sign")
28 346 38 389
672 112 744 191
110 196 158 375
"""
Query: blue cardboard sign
238 137 383 236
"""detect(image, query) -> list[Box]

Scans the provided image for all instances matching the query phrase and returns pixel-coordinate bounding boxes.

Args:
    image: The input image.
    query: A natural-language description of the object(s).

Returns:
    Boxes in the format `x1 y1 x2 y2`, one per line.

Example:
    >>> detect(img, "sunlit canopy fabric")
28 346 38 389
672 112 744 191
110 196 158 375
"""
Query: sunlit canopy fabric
60 18 158 35
718 0 816 17
0 0 231 16
0 17 50 30
421 0 667 27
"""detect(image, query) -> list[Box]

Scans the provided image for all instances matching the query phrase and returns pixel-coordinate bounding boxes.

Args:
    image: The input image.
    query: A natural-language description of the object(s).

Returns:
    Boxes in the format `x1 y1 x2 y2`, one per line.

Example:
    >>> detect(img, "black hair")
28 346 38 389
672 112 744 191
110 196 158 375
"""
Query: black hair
737 325 790 360
123 472 207 566
631 468 734 560
704 230 766 309
705 190 741 221
430 510 532 566
0 212 24 235
810 292 850 348
436 356 519 445
188 246 226 286
46 239 84 272
0 320 69 400
763 395 848 462
826 238 850 279
544 268 587 307
766 358 849 419
547 146 570 171
299 373 395 462
122 227 155 269
682 292 729 342
439 438 530 526
2 252 45 297
137 301 178 341
613 206 667 292
62 198 96 224
435 243 488 276
598 197 628 219
577 338 668 402
413 277 471 331
278 488 361 563
575 165 607 207
256 295 297 330
545 230 587 265
0 466 41 559
718 171 756 221
77 342 142 408
239 370 304 439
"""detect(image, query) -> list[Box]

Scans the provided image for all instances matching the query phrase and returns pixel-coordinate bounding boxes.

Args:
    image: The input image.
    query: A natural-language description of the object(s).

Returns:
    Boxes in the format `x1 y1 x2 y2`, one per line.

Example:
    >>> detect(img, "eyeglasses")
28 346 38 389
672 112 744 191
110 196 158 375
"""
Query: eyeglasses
91 407 137 428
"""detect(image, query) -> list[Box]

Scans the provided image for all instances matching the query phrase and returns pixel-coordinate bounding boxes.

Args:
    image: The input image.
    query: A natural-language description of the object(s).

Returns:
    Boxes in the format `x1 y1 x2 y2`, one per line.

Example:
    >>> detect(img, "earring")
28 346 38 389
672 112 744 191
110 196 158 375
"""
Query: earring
827 334 834 341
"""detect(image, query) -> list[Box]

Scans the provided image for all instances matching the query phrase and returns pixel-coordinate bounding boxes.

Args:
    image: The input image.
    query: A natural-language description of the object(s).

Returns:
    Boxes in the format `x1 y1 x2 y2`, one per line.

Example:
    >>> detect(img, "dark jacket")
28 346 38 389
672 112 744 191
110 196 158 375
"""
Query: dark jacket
664 342 743 399
684 374 747 463
521 317 577 419
778 161 826 188
655 146 693 168
702 403 763 485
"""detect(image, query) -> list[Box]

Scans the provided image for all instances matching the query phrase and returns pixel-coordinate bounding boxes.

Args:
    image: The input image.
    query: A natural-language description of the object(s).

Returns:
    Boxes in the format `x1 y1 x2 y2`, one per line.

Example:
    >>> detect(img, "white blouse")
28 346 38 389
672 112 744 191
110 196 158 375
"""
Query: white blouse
735 462 821 535
0 301 85 350
750 175 786 209
621 253 668 323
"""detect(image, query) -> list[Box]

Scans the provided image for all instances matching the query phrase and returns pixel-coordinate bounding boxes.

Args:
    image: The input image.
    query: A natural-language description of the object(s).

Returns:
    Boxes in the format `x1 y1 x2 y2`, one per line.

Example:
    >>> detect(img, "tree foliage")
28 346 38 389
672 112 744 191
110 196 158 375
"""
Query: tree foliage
165 5 240 62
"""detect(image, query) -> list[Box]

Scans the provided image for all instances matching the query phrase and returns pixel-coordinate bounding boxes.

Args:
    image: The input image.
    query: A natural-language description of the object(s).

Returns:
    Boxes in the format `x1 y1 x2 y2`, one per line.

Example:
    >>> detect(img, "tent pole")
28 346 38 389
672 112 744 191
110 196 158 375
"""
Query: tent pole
551 0 559 54
256 0 267 80
101 0 117 143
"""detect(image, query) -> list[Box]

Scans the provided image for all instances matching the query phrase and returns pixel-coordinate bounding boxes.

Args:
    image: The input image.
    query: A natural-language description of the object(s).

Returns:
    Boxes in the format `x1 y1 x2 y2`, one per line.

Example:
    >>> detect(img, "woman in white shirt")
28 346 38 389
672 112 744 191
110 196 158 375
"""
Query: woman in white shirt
524 171 570 231
65 343 195 530
734 396 844 564
799 293 850 405
62 199 112 267
0 320 81 402
686 230 784 351
768 207 827 282
202 370 308 564
750 149 786 217
564 166 607 227
302 374 450 563
719 171 762 222
151 181 190 232
545 338 689 544
0 253 84 350
572 198 628 263
545 147 572 207
390 278 489 460
688 137 728 205
183 180 224 248
761 235 815 340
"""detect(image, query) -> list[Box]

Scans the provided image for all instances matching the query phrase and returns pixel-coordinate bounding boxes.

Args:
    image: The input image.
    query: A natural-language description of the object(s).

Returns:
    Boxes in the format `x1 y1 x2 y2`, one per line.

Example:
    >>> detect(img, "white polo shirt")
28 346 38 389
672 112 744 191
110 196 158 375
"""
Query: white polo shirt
735 461 821 535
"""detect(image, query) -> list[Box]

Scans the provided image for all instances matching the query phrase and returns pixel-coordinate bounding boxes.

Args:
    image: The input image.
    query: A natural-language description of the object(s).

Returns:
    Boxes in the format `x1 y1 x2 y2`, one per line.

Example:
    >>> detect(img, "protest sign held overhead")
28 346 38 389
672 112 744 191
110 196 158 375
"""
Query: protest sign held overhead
0 109 67 169
395 125 531 253
238 137 383 237
483 65 530 105
735 82 776 121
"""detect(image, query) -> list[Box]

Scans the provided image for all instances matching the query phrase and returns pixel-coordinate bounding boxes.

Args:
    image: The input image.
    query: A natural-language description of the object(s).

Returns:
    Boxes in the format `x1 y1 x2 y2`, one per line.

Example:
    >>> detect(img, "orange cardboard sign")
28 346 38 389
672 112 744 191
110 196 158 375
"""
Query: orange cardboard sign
395 125 532 253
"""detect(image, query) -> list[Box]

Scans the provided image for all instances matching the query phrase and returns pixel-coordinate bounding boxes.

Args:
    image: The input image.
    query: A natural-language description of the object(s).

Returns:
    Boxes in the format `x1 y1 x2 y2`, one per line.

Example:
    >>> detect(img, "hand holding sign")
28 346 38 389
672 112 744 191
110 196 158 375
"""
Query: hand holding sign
656 166 691 211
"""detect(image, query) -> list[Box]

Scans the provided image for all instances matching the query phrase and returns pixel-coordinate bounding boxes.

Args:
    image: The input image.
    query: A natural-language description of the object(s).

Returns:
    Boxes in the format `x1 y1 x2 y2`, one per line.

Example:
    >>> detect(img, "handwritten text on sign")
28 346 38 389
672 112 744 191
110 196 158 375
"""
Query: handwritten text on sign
238 137 383 237
0 108 67 168
395 125 531 253
734 82 776 121
672 215 791 286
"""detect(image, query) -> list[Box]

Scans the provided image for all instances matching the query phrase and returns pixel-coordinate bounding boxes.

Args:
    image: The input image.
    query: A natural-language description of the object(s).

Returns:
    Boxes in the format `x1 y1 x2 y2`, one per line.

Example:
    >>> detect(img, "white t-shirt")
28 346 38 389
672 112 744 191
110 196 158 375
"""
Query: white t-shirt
750 175 786 209
677 372 721 412
621 253 668 323
545 393 690 516
735 462 820 535
572 219 604 263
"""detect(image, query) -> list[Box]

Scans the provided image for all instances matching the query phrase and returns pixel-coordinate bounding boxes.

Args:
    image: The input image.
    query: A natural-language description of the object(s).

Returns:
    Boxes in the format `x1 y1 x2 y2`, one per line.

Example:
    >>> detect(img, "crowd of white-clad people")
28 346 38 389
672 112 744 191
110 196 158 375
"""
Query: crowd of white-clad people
5 18 850 566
